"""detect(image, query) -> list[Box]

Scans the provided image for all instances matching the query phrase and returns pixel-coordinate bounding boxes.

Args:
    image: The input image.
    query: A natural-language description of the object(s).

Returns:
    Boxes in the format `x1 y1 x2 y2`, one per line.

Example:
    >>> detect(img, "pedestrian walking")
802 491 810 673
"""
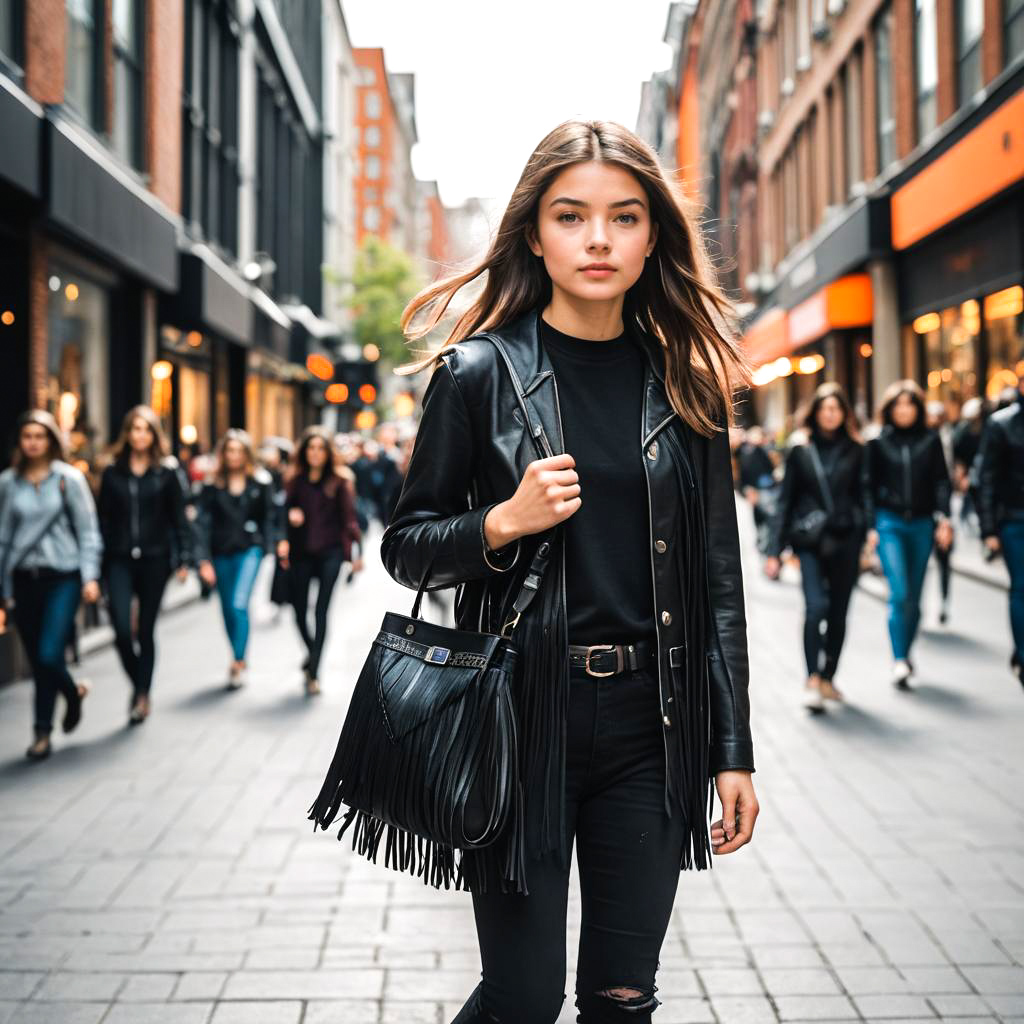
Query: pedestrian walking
98 406 193 724
926 400 956 624
194 429 277 689
277 426 362 696
764 384 867 711
373 120 758 1023
737 425 779 554
0 410 103 760
976 377 1024 687
864 381 953 689
259 437 294 622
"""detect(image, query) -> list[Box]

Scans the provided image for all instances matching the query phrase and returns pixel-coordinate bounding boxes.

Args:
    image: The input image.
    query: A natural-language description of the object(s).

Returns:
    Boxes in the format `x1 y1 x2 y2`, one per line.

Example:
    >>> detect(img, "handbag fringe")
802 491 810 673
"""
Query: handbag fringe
308 652 528 893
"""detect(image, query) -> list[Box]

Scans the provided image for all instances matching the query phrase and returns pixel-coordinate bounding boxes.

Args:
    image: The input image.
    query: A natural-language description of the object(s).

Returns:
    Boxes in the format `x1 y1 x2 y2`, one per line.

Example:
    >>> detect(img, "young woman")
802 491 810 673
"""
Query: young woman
864 381 953 689
379 120 758 1024
277 426 362 696
764 384 867 711
0 411 102 760
98 406 192 724
195 429 276 689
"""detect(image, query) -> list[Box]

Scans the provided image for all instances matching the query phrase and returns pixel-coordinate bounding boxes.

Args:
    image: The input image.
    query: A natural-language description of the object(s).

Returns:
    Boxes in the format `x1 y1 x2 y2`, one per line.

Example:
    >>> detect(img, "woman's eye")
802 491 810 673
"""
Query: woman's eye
617 213 638 224
557 212 579 223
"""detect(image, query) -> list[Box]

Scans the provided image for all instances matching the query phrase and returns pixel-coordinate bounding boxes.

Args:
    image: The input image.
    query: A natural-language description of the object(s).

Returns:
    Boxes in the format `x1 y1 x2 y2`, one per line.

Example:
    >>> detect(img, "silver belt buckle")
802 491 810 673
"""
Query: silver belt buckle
584 644 617 678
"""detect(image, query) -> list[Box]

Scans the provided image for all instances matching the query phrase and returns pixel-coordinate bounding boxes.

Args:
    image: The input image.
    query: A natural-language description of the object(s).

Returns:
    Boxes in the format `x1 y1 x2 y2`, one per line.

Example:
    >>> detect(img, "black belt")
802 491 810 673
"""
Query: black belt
568 638 655 677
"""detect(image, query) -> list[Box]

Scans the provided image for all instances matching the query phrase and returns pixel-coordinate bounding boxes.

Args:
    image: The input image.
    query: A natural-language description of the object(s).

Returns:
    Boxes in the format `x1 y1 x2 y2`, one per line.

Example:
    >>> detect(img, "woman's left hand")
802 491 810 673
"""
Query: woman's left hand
175 566 189 583
82 580 101 604
711 770 759 855
935 519 953 551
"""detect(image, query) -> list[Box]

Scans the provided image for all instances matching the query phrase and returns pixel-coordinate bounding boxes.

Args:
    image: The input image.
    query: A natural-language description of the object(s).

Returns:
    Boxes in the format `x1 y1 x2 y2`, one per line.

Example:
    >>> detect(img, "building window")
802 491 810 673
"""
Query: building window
112 0 144 168
0 0 23 71
915 0 938 139
364 123 381 147
844 52 862 193
364 91 381 118
363 205 381 231
365 154 381 180
66 0 102 127
956 0 984 104
1005 0 1024 64
875 4 897 171
796 0 811 69
182 0 240 256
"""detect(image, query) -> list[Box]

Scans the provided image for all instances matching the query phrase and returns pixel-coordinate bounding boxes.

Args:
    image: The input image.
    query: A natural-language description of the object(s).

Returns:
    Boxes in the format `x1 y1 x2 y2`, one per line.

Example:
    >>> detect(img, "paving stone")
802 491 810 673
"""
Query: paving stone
852 994 936 1018
209 1002 302 1024
102 1005 213 1024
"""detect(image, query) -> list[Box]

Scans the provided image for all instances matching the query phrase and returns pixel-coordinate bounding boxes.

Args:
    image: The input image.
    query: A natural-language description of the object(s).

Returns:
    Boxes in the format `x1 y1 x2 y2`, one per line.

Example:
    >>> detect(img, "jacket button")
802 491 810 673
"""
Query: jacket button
654 539 667 553
663 715 672 727
647 442 658 460
661 610 672 625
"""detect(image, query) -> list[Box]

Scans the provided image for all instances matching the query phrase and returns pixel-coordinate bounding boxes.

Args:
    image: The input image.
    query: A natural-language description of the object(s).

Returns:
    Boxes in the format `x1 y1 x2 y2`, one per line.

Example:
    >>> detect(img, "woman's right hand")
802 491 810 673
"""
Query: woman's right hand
485 453 581 546
288 507 305 528
866 529 879 552
763 556 781 579
199 561 216 587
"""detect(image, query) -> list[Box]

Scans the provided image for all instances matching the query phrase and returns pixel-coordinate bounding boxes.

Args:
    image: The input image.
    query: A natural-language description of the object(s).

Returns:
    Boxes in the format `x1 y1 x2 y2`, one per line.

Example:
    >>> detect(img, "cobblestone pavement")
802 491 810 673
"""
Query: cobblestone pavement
1 520 1022 1024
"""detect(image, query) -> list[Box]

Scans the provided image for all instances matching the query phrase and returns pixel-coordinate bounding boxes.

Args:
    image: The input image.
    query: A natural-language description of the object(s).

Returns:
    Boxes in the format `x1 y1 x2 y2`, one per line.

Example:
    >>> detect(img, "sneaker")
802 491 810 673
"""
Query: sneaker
892 659 913 690
802 678 825 712
226 664 247 691
128 694 151 725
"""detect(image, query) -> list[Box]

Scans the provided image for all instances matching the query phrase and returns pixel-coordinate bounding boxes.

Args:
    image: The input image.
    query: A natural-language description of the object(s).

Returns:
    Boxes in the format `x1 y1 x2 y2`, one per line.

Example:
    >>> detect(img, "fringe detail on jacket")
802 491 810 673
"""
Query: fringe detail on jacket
664 424 715 871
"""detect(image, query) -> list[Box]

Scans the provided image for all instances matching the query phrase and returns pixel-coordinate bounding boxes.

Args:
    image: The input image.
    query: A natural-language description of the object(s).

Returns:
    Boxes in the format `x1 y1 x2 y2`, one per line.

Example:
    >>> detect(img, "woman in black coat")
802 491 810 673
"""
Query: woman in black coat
98 406 192 724
765 384 867 712
369 120 759 1024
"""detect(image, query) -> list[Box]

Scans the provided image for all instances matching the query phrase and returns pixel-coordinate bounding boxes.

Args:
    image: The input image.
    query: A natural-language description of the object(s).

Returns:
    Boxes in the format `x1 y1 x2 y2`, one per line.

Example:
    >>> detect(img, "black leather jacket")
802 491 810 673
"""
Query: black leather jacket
380 309 753 874
864 426 951 523
98 460 193 568
977 397 1024 537
767 435 866 557
194 472 277 561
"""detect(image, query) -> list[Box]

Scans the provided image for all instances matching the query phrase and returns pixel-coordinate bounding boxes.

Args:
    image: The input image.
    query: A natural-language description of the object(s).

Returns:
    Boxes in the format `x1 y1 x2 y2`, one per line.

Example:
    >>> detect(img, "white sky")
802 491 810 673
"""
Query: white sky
340 0 676 207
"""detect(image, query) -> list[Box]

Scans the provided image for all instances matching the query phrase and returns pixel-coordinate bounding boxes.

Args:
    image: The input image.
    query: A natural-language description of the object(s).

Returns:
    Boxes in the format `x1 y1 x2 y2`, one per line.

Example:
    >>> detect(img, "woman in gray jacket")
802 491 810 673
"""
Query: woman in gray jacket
0 410 103 760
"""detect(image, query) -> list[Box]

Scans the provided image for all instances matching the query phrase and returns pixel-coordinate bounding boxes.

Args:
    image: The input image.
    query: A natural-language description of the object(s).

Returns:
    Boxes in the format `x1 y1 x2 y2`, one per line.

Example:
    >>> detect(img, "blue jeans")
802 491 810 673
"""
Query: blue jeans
999 520 1024 662
212 547 264 661
12 570 82 734
876 510 934 660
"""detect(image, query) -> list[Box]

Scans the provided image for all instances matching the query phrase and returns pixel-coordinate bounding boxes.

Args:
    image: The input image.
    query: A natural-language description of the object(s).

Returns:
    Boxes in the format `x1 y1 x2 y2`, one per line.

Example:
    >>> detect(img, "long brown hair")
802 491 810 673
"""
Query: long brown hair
213 428 257 486
878 379 927 430
398 119 749 436
290 425 345 497
799 382 861 443
110 405 170 468
11 409 66 472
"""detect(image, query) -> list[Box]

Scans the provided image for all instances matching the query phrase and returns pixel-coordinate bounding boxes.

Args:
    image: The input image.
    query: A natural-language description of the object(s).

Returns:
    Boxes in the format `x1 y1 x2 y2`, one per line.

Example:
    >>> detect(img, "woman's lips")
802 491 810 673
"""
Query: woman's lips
581 267 615 278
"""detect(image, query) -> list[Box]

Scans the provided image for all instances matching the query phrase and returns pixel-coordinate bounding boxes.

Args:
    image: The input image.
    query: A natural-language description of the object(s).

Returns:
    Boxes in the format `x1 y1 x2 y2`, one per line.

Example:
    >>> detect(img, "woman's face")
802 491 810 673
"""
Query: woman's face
129 416 155 454
528 160 657 305
19 423 51 462
305 437 329 470
222 439 247 472
891 392 919 428
815 396 845 434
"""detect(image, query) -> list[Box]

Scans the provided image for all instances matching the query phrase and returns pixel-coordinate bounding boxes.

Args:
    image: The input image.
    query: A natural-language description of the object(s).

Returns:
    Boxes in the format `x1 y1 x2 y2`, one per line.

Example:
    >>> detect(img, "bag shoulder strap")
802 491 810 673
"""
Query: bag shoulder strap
408 335 557 637
806 443 835 516
7 475 73 574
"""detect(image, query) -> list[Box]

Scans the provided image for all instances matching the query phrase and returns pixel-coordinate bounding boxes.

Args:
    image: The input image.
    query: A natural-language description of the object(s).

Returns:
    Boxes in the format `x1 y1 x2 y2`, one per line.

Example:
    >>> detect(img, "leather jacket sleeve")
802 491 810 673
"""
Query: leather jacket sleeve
977 417 1004 538
381 355 521 591
165 466 194 568
704 422 754 774
930 434 953 519
862 439 877 527
766 445 799 558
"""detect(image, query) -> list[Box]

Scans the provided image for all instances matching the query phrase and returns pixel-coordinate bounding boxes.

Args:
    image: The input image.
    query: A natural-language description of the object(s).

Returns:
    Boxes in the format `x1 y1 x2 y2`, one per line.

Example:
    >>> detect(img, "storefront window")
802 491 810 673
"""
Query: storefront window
246 351 298 445
157 325 213 459
984 285 1024 399
914 302 979 403
47 264 109 474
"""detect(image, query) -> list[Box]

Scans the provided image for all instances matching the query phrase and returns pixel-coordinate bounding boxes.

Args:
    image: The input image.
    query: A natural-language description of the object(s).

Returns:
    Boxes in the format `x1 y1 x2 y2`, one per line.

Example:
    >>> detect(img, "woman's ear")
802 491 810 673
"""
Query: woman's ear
646 221 659 258
525 224 542 258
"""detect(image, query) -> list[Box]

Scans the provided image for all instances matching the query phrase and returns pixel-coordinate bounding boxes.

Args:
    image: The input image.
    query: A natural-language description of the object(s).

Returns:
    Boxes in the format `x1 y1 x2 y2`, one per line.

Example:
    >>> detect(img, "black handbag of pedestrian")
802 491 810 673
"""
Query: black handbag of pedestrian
307 534 555 891
787 443 834 552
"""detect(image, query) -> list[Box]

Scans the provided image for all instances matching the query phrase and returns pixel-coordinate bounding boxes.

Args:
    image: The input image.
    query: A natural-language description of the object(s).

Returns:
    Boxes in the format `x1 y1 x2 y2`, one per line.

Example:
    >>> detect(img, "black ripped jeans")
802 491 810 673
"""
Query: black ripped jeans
452 660 686 1024
289 547 345 680
105 555 171 697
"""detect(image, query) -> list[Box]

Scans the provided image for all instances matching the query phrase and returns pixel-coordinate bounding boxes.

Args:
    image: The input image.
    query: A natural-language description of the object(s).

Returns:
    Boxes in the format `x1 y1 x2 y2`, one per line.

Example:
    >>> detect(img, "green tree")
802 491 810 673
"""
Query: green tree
343 236 423 367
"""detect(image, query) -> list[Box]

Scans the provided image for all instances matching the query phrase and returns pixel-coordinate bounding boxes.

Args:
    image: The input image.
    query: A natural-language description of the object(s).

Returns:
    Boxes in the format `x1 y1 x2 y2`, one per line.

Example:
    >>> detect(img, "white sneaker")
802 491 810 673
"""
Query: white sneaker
892 659 912 690
802 680 825 712
227 664 247 690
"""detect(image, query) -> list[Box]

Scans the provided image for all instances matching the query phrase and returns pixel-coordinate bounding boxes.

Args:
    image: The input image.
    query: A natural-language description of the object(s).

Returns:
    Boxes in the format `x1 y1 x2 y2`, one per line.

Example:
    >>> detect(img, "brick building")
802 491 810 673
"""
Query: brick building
0 0 336 474
742 0 1024 430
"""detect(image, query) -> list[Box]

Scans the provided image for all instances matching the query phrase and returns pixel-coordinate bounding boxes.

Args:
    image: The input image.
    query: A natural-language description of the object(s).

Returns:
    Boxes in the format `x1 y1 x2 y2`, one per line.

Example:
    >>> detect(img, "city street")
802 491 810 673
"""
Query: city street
1 523 1023 1024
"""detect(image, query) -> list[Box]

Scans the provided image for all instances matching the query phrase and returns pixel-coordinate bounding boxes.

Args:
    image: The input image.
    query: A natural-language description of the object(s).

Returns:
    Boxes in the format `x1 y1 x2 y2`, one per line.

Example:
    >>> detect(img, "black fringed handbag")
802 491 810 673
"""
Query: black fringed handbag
307 534 555 890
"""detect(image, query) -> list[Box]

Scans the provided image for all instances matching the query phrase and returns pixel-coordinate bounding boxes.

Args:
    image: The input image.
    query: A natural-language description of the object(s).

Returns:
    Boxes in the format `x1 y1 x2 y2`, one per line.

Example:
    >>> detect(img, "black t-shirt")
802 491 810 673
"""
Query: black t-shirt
538 315 655 646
